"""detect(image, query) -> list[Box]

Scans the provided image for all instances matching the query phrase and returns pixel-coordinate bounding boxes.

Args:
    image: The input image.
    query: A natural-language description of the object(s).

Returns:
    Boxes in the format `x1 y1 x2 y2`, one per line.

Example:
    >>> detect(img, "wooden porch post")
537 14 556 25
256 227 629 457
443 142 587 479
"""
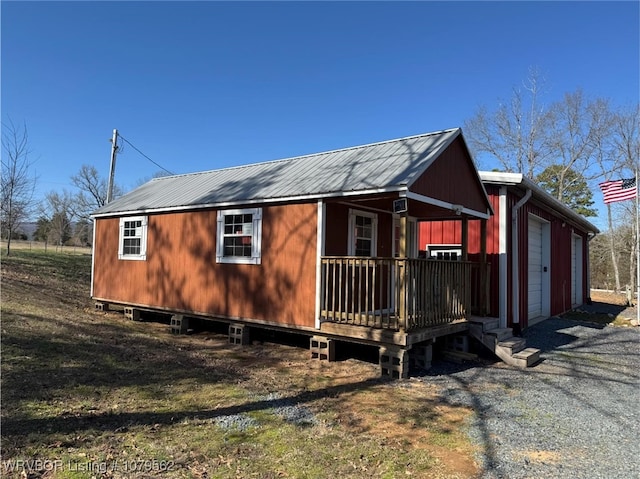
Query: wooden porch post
461 217 469 261
480 218 487 263
480 218 488 315
399 214 407 331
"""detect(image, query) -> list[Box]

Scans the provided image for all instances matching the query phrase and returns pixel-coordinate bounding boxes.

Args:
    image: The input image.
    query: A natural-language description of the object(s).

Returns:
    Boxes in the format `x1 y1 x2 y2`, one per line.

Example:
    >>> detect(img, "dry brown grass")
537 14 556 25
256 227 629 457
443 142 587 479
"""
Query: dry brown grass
560 290 638 326
1 250 479 479
590 289 634 306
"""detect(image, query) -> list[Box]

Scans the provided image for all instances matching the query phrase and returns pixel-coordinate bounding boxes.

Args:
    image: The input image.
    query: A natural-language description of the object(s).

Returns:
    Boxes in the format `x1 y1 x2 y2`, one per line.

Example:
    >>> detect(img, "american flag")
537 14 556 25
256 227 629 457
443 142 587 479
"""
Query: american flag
598 177 637 204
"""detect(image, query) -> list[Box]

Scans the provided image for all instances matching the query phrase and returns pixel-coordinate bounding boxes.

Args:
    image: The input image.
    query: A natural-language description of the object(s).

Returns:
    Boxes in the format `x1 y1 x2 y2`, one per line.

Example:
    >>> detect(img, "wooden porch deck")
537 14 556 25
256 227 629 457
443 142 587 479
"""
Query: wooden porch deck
319 318 470 347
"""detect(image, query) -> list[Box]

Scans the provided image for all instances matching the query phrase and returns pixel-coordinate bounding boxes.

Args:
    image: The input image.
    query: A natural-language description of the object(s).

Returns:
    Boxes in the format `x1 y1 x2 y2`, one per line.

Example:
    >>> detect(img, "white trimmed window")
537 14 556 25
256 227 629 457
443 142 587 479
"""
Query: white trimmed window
118 216 148 260
348 209 377 257
427 244 462 261
216 208 262 264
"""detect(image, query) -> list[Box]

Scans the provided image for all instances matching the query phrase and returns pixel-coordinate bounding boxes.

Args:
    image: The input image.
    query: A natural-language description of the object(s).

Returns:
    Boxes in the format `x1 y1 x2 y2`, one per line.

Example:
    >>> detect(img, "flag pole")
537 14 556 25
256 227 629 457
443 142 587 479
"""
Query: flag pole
636 168 639 324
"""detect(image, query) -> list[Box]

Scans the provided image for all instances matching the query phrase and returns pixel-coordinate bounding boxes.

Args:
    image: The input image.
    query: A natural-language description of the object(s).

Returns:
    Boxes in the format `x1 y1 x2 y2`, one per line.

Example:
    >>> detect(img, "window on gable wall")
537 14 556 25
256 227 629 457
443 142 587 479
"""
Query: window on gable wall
427 244 462 261
216 208 262 264
118 216 148 260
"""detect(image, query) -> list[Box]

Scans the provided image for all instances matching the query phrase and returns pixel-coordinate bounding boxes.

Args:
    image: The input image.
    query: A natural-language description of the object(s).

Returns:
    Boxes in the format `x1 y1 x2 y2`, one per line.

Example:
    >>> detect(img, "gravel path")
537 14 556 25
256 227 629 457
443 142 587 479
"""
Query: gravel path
420 318 640 479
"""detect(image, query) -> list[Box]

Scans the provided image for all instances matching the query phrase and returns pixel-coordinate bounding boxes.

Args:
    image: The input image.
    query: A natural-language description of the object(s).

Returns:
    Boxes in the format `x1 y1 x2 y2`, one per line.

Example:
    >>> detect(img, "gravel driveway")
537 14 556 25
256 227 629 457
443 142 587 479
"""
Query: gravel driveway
420 318 640 479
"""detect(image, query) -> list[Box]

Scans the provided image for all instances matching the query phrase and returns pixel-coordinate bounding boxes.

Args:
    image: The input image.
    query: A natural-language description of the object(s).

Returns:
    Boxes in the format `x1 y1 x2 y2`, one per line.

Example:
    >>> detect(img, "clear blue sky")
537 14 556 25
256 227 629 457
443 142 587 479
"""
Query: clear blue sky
3 1 639 229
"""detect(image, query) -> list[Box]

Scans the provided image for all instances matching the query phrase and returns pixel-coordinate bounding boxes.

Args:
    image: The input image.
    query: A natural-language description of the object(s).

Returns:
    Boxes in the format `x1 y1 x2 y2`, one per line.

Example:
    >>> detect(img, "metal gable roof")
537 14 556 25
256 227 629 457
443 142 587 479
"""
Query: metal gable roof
479 171 600 234
93 128 461 217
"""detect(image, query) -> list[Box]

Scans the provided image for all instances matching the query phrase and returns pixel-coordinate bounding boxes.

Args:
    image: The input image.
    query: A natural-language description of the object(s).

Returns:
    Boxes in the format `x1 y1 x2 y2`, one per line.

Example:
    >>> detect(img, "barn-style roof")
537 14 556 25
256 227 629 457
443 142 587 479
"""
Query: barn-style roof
93 128 470 217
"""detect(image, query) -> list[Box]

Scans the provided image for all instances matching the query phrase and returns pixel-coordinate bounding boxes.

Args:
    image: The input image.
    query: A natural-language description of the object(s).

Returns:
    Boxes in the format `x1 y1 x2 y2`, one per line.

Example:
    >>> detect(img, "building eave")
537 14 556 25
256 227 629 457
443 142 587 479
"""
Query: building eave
479 171 600 235
91 186 406 219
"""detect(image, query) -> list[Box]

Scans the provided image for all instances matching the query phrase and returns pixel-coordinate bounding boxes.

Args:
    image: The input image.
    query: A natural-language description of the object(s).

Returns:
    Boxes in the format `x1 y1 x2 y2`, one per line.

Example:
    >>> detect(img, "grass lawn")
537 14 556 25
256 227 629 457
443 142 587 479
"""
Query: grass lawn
1 250 479 478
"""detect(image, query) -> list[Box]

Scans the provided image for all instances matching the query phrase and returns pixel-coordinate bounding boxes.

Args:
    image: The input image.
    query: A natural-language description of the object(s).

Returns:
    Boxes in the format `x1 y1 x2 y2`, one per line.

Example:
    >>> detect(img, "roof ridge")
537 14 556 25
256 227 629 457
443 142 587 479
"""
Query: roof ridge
152 127 460 182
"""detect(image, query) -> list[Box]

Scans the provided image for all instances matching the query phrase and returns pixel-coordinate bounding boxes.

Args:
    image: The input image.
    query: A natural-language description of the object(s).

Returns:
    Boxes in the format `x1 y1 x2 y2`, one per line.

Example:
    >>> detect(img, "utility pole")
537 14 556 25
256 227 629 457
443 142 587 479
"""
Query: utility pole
107 129 118 203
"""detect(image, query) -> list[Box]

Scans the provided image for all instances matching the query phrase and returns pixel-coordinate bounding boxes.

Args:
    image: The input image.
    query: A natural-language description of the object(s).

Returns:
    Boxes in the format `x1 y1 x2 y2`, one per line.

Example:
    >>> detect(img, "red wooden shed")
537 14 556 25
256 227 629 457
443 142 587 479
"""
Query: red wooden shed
91 128 531 377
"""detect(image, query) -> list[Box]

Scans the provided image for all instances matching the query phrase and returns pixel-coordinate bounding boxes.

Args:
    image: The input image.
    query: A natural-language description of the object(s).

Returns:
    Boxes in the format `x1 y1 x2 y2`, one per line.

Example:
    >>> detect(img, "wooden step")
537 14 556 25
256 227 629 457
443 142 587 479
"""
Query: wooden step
469 316 500 332
512 348 541 367
462 322 540 369
485 328 513 341
496 337 526 355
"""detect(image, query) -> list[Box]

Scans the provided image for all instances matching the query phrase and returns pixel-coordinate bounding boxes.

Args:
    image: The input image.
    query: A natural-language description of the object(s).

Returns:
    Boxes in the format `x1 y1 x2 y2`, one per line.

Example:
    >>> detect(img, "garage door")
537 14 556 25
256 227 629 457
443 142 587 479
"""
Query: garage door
528 217 544 319
571 236 577 305
571 235 583 306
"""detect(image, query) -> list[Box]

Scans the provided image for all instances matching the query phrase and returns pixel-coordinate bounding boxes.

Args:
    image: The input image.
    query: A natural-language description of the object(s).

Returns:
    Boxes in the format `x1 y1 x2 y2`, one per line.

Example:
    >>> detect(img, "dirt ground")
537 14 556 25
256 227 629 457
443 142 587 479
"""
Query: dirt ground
587 290 638 319
1 251 480 479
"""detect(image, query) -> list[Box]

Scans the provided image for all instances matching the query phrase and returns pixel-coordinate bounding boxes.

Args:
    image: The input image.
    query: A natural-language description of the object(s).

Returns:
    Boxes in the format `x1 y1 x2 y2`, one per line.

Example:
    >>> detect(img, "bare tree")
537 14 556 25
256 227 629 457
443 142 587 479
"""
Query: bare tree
546 92 613 202
592 103 640 293
40 190 74 251
611 104 640 297
464 67 553 177
611 104 640 174
70 164 123 245
71 165 110 218
1 121 37 255
71 164 124 216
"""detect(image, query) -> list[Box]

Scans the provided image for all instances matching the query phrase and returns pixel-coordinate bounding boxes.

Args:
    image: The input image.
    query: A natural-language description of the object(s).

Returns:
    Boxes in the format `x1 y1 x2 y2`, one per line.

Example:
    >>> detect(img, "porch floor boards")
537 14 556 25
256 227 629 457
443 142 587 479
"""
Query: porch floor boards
319 318 470 347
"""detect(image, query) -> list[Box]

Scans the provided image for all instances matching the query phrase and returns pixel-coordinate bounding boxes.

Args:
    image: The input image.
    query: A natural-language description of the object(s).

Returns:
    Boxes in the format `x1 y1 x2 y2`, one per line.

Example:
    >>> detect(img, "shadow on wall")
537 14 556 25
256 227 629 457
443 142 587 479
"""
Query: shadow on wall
145 194 317 326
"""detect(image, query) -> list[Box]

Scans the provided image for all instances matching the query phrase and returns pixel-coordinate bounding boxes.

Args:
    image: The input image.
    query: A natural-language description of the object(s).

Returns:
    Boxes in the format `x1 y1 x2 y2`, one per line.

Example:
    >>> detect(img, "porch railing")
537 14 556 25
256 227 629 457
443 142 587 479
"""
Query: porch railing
320 257 488 331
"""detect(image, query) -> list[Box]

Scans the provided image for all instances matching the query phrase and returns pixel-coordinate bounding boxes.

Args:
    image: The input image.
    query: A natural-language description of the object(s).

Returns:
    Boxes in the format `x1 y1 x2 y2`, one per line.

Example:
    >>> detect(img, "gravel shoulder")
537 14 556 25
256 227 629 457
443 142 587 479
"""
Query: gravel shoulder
420 318 640 479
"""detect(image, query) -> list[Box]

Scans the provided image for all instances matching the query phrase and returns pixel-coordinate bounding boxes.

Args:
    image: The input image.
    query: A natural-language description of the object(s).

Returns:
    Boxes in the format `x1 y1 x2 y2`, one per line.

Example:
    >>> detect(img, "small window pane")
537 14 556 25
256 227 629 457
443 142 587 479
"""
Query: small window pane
223 236 251 257
355 238 372 257
222 213 254 257
123 238 141 255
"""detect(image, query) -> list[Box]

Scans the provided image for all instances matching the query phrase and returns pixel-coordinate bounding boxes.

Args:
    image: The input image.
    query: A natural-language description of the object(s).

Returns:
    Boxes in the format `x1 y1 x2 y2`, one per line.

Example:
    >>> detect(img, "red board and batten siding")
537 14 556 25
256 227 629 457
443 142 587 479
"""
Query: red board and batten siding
410 136 489 215
511 194 588 327
93 203 318 328
324 202 394 257
419 186 590 329
419 190 502 319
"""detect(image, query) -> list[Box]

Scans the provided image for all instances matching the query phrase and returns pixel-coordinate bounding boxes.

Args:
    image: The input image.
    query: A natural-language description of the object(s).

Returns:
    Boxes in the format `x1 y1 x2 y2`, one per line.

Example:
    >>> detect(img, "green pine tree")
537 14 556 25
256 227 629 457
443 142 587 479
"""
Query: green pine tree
536 165 597 217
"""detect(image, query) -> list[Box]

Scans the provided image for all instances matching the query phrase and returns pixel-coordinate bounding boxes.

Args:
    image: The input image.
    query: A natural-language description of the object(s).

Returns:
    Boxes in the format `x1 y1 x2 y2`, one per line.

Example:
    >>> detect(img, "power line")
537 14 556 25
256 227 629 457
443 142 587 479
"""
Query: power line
117 133 175 176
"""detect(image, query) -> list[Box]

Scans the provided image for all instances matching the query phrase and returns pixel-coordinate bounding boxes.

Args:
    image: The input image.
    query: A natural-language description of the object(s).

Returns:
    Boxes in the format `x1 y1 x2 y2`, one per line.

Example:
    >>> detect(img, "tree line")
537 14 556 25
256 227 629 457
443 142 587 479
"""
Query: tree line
2 69 638 294
1 121 123 253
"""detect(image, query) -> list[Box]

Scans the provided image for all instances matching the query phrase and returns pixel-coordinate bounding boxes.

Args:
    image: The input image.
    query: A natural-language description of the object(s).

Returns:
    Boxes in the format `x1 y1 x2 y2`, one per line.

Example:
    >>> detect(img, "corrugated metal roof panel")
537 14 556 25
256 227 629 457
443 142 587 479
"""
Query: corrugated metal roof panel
93 128 460 216
479 171 599 234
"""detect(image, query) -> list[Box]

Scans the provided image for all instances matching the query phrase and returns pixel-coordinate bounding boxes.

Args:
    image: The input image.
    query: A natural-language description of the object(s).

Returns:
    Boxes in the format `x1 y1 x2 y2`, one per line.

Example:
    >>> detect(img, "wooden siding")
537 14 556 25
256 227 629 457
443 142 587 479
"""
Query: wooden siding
324 202 393 257
93 203 318 328
410 136 489 214
324 203 349 256
419 190 502 318
420 185 592 329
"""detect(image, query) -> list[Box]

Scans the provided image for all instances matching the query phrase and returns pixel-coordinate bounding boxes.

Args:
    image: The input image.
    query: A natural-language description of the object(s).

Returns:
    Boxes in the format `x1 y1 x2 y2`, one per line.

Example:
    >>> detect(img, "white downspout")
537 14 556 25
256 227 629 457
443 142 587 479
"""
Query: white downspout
498 187 508 328
586 232 596 305
511 189 532 334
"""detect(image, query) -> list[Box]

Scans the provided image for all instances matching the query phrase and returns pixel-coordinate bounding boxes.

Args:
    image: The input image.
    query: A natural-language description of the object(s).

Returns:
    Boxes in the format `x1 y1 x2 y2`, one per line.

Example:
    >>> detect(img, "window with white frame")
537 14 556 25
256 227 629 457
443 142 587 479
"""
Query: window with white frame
348 209 377 256
118 216 148 260
216 208 262 264
427 244 462 261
